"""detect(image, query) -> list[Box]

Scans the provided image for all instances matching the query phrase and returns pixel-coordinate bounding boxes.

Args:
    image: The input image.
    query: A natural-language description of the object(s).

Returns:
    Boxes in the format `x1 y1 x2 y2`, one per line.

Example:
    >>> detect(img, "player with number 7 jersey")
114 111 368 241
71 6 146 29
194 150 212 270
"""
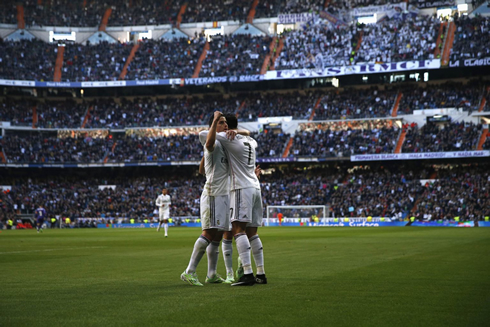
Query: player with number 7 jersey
215 113 266 286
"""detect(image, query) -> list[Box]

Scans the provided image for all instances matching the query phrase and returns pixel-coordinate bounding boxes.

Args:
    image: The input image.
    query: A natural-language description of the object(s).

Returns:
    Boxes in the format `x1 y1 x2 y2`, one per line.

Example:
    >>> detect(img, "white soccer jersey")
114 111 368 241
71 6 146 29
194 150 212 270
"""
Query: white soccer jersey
156 194 171 211
215 132 260 191
199 130 230 196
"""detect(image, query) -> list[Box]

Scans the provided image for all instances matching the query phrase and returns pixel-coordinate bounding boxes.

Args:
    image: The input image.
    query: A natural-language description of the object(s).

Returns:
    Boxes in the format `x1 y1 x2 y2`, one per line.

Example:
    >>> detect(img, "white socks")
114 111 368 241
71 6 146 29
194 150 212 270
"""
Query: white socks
234 233 252 275
164 223 168 236
186 236 209 274
222 239 234 276
206 241 220 278
250 235 265 275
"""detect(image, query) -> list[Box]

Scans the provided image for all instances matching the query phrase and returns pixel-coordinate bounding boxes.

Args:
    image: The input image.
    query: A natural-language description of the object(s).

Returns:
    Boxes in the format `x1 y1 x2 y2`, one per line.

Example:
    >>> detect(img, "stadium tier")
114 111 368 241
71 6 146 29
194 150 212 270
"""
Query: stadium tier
0 1 490 228
0 163 489 224
0 14 488 83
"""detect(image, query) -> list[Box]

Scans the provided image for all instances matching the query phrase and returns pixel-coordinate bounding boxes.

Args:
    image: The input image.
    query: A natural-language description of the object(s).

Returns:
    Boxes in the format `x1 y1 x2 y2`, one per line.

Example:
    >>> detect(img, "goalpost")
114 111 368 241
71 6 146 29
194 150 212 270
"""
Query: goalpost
266 205 327 226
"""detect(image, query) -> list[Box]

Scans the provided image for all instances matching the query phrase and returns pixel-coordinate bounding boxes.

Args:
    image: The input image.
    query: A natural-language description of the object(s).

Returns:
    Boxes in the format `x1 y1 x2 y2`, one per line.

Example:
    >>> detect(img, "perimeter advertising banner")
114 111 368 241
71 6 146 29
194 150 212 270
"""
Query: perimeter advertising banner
449 57 490 68
413 0 455 9
97 221 485 228
0 60 441 88
351 151 490 162
351 2 406 18
270 221 408 227
411 221 475 227
264 60 441 80
97 222 201 228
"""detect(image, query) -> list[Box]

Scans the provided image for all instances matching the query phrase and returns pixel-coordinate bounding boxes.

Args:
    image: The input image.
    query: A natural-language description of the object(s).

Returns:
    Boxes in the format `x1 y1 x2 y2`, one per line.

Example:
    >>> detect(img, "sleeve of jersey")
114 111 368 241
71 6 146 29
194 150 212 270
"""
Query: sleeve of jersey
199 130 208 146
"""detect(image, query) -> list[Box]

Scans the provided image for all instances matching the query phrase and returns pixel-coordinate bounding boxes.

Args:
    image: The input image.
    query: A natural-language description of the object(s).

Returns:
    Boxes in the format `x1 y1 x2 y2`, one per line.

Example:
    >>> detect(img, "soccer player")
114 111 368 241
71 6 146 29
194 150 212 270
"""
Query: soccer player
181 112 249 286
198 156 235 284
214 112 267 286
156 188 171 237
34 204 47 233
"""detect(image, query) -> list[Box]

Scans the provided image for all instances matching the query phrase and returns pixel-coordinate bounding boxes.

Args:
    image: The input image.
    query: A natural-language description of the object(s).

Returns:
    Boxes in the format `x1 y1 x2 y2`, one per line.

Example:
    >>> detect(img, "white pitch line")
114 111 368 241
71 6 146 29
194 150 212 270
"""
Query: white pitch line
0 246 107 254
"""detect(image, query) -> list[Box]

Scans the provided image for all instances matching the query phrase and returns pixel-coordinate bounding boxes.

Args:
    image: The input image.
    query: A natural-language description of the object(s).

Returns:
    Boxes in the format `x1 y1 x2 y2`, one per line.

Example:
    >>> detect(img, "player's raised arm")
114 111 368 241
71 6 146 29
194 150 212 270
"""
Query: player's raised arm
205 111 224 152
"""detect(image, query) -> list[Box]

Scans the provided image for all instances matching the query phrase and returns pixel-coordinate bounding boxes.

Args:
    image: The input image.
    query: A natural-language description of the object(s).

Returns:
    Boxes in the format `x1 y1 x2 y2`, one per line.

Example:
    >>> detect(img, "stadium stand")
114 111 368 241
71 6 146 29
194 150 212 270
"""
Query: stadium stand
1 164 488 222
289 120 399 157
1 0 490 228
402 121 483 152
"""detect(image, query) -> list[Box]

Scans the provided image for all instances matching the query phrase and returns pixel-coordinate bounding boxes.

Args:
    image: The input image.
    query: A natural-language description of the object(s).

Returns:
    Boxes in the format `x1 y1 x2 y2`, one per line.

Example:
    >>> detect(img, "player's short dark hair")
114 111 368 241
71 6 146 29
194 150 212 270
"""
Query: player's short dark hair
224 113 238 129
208 112 224 127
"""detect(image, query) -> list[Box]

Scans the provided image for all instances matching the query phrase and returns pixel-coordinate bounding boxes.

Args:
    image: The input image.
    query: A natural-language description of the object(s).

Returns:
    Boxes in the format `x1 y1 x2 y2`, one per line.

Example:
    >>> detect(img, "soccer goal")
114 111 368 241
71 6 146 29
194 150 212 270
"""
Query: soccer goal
266 205 327 226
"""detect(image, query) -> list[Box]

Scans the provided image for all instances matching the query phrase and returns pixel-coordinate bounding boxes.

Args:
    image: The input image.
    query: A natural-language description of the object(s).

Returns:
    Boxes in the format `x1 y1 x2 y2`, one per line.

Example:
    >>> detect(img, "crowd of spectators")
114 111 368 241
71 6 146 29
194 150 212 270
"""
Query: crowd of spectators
108 0 178 26
402 121 483 152
0 174 204 221
22 0 101 27
278 0 326 15
1 98 88 128
200 34 271 77
1 81 486 129
2 132 111 163
125 37 206 80
62 41 133 82
316 87 397 119
0 14 486 83
240 91 319 121
289 119 399 158
252 130 291 158
0 0 17 25
357 14 440 63
84 95 239 128
181 0 248 24
107 131 202 162
451 15 490 61
1 0 463 27
2 164 487 224
278 14 439 70
0 98 35 126
397 82 484 114
329 167 426 219
36 100 87 128
1 127 296 163
0 39 58 82
278 24 356 69
412 165 490 221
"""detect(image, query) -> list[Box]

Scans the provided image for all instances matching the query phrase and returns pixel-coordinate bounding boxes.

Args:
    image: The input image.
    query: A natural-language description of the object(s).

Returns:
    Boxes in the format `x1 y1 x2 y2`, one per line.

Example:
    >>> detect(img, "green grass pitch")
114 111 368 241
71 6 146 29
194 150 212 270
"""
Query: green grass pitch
1 227 489 327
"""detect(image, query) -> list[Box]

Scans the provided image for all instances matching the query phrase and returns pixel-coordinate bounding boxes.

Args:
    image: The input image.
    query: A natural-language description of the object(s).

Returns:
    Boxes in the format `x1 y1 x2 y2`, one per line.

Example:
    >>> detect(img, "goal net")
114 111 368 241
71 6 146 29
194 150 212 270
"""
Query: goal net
266 205 327 226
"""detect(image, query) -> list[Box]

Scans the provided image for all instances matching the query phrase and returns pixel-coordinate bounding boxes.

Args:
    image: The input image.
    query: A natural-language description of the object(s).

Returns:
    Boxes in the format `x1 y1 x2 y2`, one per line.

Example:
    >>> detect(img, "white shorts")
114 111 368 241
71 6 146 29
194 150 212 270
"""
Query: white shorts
200 193 231 231
230 188 263 228
159 209 170 222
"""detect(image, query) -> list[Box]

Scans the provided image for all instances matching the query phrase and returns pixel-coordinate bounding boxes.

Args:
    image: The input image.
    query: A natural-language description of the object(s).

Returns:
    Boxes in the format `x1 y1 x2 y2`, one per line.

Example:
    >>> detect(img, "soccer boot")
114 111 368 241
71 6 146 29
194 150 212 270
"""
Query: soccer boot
180 271 203 286
231 273 255 286
205 274 225 284
235 257 244 280
255 274 268 284
223 272 235 284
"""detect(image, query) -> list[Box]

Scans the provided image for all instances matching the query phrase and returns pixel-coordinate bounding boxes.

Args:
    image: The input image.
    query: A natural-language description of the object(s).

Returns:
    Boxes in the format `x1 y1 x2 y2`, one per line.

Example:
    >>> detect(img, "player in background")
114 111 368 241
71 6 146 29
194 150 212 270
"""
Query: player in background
181 112 249 286
156 188 171 237
214 112 267 286
34 204 47 233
